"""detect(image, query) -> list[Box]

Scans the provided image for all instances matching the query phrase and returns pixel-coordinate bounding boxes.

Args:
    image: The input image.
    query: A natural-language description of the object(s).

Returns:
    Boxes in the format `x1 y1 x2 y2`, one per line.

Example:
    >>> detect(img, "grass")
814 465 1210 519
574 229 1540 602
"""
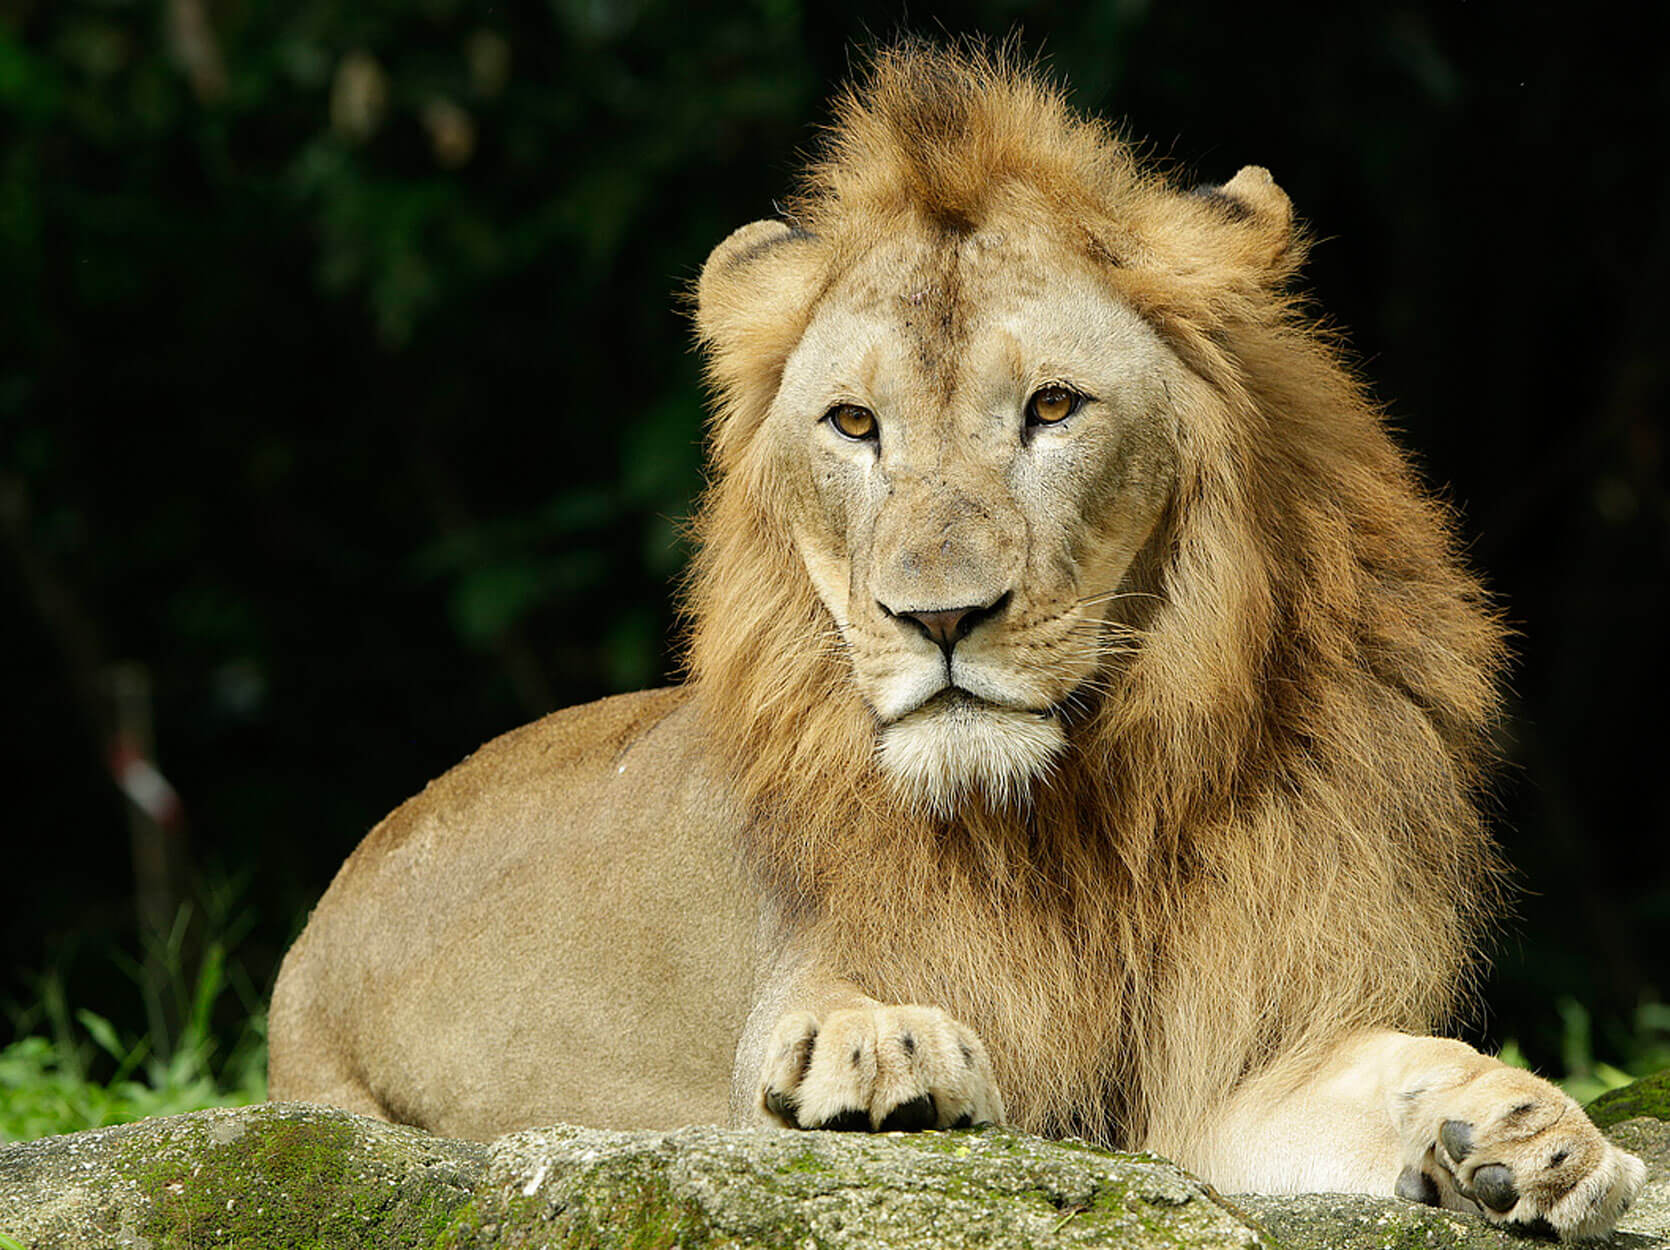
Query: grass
0 892 268 1145
1498 997 1670 1105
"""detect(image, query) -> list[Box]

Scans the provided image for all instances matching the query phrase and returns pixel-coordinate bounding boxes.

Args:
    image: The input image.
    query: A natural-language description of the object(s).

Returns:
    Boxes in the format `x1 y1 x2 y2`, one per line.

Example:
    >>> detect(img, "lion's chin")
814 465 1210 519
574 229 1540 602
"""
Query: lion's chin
876 694 1066 817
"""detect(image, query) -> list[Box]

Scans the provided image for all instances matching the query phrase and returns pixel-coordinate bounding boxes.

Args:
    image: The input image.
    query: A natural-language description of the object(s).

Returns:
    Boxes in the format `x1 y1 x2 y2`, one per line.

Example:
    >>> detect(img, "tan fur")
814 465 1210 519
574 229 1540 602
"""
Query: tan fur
269 42 1642 1239
688 42 1505 1148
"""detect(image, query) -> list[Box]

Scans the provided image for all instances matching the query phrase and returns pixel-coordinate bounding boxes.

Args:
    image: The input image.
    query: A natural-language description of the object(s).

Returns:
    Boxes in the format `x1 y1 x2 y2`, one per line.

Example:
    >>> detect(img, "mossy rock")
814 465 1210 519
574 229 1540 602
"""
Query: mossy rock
446 1122 1270 1249
0 1103 486 1249
1590 1069 1670 1129
1236 1192 1556 1250
0 1109 1266 1249
3 1103 1668 1249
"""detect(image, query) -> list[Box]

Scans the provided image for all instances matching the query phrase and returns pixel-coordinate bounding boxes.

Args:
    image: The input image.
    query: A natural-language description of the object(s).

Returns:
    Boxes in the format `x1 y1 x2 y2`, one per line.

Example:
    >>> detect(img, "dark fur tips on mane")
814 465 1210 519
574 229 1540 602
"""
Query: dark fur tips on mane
790 40 1135 242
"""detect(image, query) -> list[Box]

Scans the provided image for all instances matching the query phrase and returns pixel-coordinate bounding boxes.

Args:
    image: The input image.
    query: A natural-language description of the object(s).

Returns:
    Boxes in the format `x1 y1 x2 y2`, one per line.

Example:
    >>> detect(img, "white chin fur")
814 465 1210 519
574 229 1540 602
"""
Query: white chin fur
877 699 1065 816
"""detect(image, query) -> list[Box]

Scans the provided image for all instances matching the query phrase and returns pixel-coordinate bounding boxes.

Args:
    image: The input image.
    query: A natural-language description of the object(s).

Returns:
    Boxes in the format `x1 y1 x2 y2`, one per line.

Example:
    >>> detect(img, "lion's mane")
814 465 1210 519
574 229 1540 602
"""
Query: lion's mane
685 43 1508 1153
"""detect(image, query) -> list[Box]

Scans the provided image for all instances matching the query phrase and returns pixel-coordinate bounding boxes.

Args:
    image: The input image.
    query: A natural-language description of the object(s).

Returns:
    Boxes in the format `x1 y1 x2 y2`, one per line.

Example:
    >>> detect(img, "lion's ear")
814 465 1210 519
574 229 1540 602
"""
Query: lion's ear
1190 165 1296 276
694 220 825 461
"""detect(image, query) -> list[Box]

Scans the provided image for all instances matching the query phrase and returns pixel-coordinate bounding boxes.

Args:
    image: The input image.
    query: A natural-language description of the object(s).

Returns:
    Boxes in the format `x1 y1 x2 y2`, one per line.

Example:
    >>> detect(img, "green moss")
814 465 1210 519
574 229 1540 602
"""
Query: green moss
1087 1185 1129 1216
437 1160 813 1250
884 1126 987 1154
782 1147 833 1175
1586 1067 1670 1129
1370 1219 1477 1250
104 1113 473 1249
1028 1134 1130 1160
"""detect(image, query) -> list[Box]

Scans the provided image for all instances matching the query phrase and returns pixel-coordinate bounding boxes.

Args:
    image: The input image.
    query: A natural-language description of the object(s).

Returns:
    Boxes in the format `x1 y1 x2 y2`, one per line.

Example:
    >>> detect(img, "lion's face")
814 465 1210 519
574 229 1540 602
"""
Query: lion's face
756 219 1181 810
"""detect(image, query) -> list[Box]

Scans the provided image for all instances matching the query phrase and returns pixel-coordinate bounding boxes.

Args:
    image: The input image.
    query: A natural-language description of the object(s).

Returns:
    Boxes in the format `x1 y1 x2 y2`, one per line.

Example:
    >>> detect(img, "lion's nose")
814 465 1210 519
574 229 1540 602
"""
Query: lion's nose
883 593 1011 655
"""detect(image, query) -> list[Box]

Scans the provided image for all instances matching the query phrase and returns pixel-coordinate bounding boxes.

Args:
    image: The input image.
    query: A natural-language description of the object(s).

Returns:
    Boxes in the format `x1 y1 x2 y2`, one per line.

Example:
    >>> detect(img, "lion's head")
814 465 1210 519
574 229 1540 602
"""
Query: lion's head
686 44 1508 1145
703 200 1184 813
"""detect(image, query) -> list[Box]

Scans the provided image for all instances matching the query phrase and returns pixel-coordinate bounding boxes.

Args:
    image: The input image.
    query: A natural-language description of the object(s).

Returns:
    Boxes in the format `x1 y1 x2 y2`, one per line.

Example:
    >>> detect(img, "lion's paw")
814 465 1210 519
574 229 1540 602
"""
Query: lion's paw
757 1004 1004 1132
1396 1065 1645 1242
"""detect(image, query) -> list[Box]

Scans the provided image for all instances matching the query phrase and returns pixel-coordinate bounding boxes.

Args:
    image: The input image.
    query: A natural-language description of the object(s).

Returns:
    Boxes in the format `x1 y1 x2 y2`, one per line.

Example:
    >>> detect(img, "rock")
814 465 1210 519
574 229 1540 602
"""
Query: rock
1592 1070 1670 1129
1235 1192 1565 1249
1608 1116 1670 1244
0 1107 1266 1249
457 1122 1266 1248
0 1096 1666 1249
0 1103 487 1249
1235 1185 1668 1249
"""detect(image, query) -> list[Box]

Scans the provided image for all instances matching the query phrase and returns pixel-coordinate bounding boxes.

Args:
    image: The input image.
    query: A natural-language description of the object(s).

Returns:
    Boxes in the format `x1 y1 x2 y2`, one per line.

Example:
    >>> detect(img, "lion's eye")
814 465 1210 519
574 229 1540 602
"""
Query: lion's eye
826 404 878 441
1026 386 1083 426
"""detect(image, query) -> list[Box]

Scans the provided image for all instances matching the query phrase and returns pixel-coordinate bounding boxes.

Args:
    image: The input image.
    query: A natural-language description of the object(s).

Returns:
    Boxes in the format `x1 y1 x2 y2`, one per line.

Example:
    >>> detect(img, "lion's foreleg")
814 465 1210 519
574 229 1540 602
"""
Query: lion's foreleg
1183 1030 1644 1241
730 953 873 1125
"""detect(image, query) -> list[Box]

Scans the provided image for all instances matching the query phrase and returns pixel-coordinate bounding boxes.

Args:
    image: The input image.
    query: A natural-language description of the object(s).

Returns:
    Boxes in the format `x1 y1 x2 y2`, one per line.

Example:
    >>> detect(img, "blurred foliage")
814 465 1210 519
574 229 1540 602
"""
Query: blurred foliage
0 0 1665 1096
0 895 267 1143
1500 999 1670 1106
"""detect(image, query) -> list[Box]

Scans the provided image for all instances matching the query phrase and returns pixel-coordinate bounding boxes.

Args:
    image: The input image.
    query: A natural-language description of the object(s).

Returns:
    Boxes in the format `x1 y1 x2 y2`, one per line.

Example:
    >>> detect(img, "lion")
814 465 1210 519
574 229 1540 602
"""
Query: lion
268 44 1645 1239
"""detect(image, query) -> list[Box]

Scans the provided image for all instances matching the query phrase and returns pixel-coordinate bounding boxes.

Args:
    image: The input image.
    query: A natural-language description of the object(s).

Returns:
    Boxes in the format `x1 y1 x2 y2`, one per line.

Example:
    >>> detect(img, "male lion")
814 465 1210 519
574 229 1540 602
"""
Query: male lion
269 46 1645 1239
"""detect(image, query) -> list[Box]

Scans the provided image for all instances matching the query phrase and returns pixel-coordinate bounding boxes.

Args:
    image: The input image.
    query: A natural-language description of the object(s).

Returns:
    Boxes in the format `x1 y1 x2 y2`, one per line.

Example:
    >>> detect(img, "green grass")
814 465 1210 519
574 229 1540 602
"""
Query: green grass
1 896 268 1144
1499 997 1670 1105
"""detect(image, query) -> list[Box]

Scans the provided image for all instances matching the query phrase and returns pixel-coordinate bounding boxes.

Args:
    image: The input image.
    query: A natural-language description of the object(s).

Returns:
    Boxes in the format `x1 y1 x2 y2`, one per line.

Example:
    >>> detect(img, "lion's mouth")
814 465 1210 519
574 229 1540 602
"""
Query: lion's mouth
894 686 1059 725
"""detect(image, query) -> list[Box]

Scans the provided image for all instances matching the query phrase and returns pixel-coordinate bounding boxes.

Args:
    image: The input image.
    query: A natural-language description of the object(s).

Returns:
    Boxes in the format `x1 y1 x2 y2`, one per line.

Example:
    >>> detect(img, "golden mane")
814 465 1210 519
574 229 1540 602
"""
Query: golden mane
685 43 1509 1151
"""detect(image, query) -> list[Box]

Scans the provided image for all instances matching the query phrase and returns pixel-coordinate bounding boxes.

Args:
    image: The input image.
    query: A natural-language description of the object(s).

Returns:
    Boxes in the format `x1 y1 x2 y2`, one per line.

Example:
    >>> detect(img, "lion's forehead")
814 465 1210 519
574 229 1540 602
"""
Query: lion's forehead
836 224 1064 321
808 224 1124 400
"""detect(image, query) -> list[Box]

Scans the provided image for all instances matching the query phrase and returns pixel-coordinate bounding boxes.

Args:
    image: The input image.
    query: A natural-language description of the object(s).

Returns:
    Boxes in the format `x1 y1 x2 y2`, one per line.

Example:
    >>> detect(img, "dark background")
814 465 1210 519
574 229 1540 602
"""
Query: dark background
3 1 1666 1074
